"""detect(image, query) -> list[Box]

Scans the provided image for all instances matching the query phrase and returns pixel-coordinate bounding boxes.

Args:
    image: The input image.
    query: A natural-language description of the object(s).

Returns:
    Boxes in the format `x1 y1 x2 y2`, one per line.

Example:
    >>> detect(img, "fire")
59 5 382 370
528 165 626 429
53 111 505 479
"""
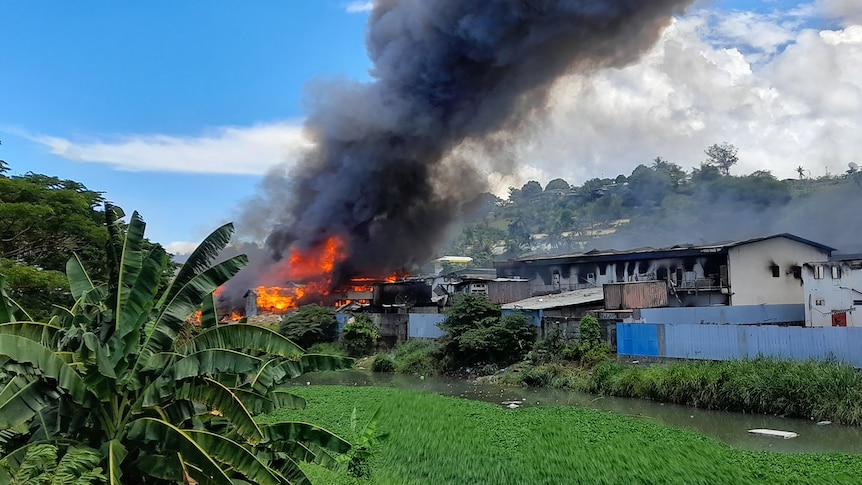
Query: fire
283 235 347 284
253 236 409 314
256 285 305 313
253 235 349 313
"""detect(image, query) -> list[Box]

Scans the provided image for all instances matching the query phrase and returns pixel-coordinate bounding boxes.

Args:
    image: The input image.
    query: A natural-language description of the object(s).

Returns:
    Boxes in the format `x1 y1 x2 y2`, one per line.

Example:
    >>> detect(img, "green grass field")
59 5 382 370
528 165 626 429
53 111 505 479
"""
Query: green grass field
260 386 862 485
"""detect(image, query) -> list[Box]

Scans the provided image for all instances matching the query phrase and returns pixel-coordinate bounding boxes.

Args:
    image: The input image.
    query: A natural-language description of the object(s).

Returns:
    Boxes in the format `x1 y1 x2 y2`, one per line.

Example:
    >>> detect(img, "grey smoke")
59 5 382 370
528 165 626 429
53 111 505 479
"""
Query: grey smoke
244 0 693 286
588 175 862 255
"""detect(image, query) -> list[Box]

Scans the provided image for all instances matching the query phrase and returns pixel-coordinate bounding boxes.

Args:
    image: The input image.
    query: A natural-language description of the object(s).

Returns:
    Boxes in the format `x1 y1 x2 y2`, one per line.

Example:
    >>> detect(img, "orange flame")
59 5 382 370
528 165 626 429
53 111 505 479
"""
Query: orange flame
256 285 305 313
284 236 346 284
254 235 349 313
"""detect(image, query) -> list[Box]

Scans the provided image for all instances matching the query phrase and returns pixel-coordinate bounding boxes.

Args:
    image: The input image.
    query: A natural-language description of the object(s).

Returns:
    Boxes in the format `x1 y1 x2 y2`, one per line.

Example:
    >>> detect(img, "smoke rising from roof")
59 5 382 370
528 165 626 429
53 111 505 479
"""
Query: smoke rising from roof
243 0 692 285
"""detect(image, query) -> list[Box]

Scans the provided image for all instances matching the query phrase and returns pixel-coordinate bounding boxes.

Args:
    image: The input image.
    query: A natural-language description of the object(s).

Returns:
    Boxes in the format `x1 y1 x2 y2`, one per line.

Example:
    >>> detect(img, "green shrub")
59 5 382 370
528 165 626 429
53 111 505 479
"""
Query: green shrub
371 353 396 373
308 341 348 357
394 340 442 376
279 304 338 349
579 314 601 343
438 295 536 368
341 314 380 357
520 365 561 387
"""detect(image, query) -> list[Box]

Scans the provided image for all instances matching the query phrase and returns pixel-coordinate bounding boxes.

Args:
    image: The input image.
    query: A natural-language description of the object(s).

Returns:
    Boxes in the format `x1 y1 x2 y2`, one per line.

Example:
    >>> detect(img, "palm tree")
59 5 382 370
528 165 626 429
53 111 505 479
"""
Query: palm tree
0 205 355 484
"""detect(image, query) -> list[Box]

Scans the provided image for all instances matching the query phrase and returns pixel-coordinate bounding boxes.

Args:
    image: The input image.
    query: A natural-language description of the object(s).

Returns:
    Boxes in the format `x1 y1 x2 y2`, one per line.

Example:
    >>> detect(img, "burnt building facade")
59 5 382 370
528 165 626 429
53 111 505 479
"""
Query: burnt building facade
495 234 834 308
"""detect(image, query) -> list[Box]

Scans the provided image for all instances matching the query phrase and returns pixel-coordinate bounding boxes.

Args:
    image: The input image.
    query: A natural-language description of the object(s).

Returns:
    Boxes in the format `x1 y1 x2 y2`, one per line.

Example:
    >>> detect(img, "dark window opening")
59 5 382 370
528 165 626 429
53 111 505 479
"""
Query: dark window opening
770 265 780 278
791 265 802 279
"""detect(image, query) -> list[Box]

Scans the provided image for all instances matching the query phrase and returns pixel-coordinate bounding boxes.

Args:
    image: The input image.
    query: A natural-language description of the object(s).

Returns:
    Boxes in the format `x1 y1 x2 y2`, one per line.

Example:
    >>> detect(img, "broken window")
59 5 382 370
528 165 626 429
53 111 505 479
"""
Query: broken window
832 266 841 279
814 265 824 279
791 265 802 279
770 265 780 278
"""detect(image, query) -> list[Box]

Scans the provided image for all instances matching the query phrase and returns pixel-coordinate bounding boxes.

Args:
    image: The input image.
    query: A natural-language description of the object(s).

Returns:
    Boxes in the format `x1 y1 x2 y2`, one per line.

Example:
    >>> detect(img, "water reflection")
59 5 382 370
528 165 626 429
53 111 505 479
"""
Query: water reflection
301 370 862 455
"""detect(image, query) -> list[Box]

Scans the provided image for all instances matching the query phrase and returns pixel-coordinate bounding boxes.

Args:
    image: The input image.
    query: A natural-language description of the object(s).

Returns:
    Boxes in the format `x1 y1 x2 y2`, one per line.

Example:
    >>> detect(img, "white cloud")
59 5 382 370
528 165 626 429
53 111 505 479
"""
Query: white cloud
29 121 313 175
164 241 199 255
511 7 862 185
345 1 373 14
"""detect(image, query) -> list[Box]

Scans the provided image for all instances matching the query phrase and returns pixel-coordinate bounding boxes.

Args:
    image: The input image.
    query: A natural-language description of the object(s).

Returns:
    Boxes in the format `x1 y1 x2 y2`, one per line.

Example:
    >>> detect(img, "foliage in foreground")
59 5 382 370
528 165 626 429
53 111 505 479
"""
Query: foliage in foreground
0 444 106 485
267 385 862 485
0 206 354 484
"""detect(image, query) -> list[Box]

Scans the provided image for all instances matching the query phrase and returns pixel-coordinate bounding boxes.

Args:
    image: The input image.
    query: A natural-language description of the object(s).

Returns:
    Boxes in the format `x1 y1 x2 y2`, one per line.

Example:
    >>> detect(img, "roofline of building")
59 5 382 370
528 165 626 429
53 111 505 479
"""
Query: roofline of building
496 233 835 267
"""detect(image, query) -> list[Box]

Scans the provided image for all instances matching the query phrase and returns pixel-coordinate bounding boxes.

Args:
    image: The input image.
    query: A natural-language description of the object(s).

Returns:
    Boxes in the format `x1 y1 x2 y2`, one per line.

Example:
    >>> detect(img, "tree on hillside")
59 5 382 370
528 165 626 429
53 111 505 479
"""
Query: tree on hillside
650 157 686 185
509 180 543 204
625 164 672 208
704 142 739 176
544 178 570 192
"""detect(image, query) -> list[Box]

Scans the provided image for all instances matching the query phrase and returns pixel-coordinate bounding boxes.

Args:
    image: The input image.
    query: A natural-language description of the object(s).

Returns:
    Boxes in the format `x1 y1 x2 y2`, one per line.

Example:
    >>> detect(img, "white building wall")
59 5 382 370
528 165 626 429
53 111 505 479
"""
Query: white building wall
727 237 830 305
803 261 862 327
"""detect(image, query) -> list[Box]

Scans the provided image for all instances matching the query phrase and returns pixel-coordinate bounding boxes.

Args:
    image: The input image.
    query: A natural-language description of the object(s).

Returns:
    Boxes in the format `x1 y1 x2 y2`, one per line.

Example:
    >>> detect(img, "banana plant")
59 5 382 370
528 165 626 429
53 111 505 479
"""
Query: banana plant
0 205 354 484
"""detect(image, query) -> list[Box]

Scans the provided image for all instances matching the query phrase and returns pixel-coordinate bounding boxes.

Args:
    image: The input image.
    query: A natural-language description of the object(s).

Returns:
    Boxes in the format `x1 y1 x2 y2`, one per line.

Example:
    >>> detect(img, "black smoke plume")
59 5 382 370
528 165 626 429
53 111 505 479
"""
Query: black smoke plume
245 0 692 286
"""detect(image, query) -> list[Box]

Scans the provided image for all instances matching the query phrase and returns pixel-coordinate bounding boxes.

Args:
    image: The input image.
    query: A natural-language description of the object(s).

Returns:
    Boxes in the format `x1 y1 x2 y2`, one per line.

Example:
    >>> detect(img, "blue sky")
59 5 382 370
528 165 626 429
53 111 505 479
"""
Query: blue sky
1 0 860 251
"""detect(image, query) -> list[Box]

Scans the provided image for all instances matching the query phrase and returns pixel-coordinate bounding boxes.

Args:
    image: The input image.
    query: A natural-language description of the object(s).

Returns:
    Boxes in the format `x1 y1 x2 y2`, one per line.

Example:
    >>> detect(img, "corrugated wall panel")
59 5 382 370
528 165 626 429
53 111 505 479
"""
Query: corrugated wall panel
639 304 804 325
624 281 668 309
617 324 660 357
604 284 623 310
488 281 532 305
604 282 668 310
656 324 862 367
407 314 446 339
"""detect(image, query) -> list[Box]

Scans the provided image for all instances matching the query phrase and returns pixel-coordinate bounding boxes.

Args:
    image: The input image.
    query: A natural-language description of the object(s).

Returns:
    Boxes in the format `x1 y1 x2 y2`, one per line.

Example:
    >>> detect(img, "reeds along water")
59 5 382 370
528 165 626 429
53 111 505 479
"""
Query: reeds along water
588 358 862 425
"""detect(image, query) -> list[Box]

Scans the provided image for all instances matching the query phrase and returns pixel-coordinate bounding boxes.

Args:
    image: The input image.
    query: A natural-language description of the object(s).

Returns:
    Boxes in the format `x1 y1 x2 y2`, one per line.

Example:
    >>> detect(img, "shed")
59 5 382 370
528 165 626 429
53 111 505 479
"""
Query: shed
502 287 611 345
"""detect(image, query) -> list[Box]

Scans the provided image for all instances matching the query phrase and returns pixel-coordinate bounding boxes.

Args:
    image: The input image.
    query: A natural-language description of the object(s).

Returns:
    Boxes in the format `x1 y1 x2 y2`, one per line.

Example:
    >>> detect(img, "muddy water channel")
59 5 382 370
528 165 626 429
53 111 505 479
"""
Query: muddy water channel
302 370 862 455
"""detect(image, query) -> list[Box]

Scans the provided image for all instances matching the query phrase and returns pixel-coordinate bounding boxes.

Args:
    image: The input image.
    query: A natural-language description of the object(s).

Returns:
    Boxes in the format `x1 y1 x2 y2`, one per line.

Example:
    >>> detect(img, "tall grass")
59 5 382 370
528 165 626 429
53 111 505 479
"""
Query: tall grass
262 386 862 484
391 340 442 376
587 358 862 425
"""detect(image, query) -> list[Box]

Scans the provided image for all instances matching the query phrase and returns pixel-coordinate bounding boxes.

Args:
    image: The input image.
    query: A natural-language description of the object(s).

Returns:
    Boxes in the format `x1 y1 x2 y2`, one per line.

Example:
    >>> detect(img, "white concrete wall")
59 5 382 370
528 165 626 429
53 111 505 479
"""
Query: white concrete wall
803 261 862 327
727 237 830 305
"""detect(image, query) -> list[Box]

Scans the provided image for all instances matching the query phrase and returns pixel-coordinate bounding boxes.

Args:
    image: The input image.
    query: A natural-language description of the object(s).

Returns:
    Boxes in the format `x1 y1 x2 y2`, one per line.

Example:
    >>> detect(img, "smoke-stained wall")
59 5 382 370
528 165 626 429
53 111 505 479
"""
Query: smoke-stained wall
241 0 693 287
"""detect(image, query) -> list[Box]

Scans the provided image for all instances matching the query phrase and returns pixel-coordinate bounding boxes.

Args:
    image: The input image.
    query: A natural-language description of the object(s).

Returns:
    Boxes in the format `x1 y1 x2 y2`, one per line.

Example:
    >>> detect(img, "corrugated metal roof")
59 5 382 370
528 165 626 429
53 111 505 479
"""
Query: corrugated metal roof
504 233 835 264
502 287 604 310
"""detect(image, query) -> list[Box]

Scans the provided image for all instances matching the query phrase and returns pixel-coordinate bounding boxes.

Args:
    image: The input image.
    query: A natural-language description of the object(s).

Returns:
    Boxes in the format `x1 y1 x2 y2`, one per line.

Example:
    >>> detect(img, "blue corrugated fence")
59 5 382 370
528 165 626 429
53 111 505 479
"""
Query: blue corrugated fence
618 323 862 368
407 314 446 339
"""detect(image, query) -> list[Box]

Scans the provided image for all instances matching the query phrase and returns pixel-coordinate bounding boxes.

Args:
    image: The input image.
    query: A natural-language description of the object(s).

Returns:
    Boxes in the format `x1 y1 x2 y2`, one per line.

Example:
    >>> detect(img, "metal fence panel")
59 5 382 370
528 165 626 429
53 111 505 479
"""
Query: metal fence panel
638 304 804 325
619 323 862 367
617 324 660 357
407 313 446 339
